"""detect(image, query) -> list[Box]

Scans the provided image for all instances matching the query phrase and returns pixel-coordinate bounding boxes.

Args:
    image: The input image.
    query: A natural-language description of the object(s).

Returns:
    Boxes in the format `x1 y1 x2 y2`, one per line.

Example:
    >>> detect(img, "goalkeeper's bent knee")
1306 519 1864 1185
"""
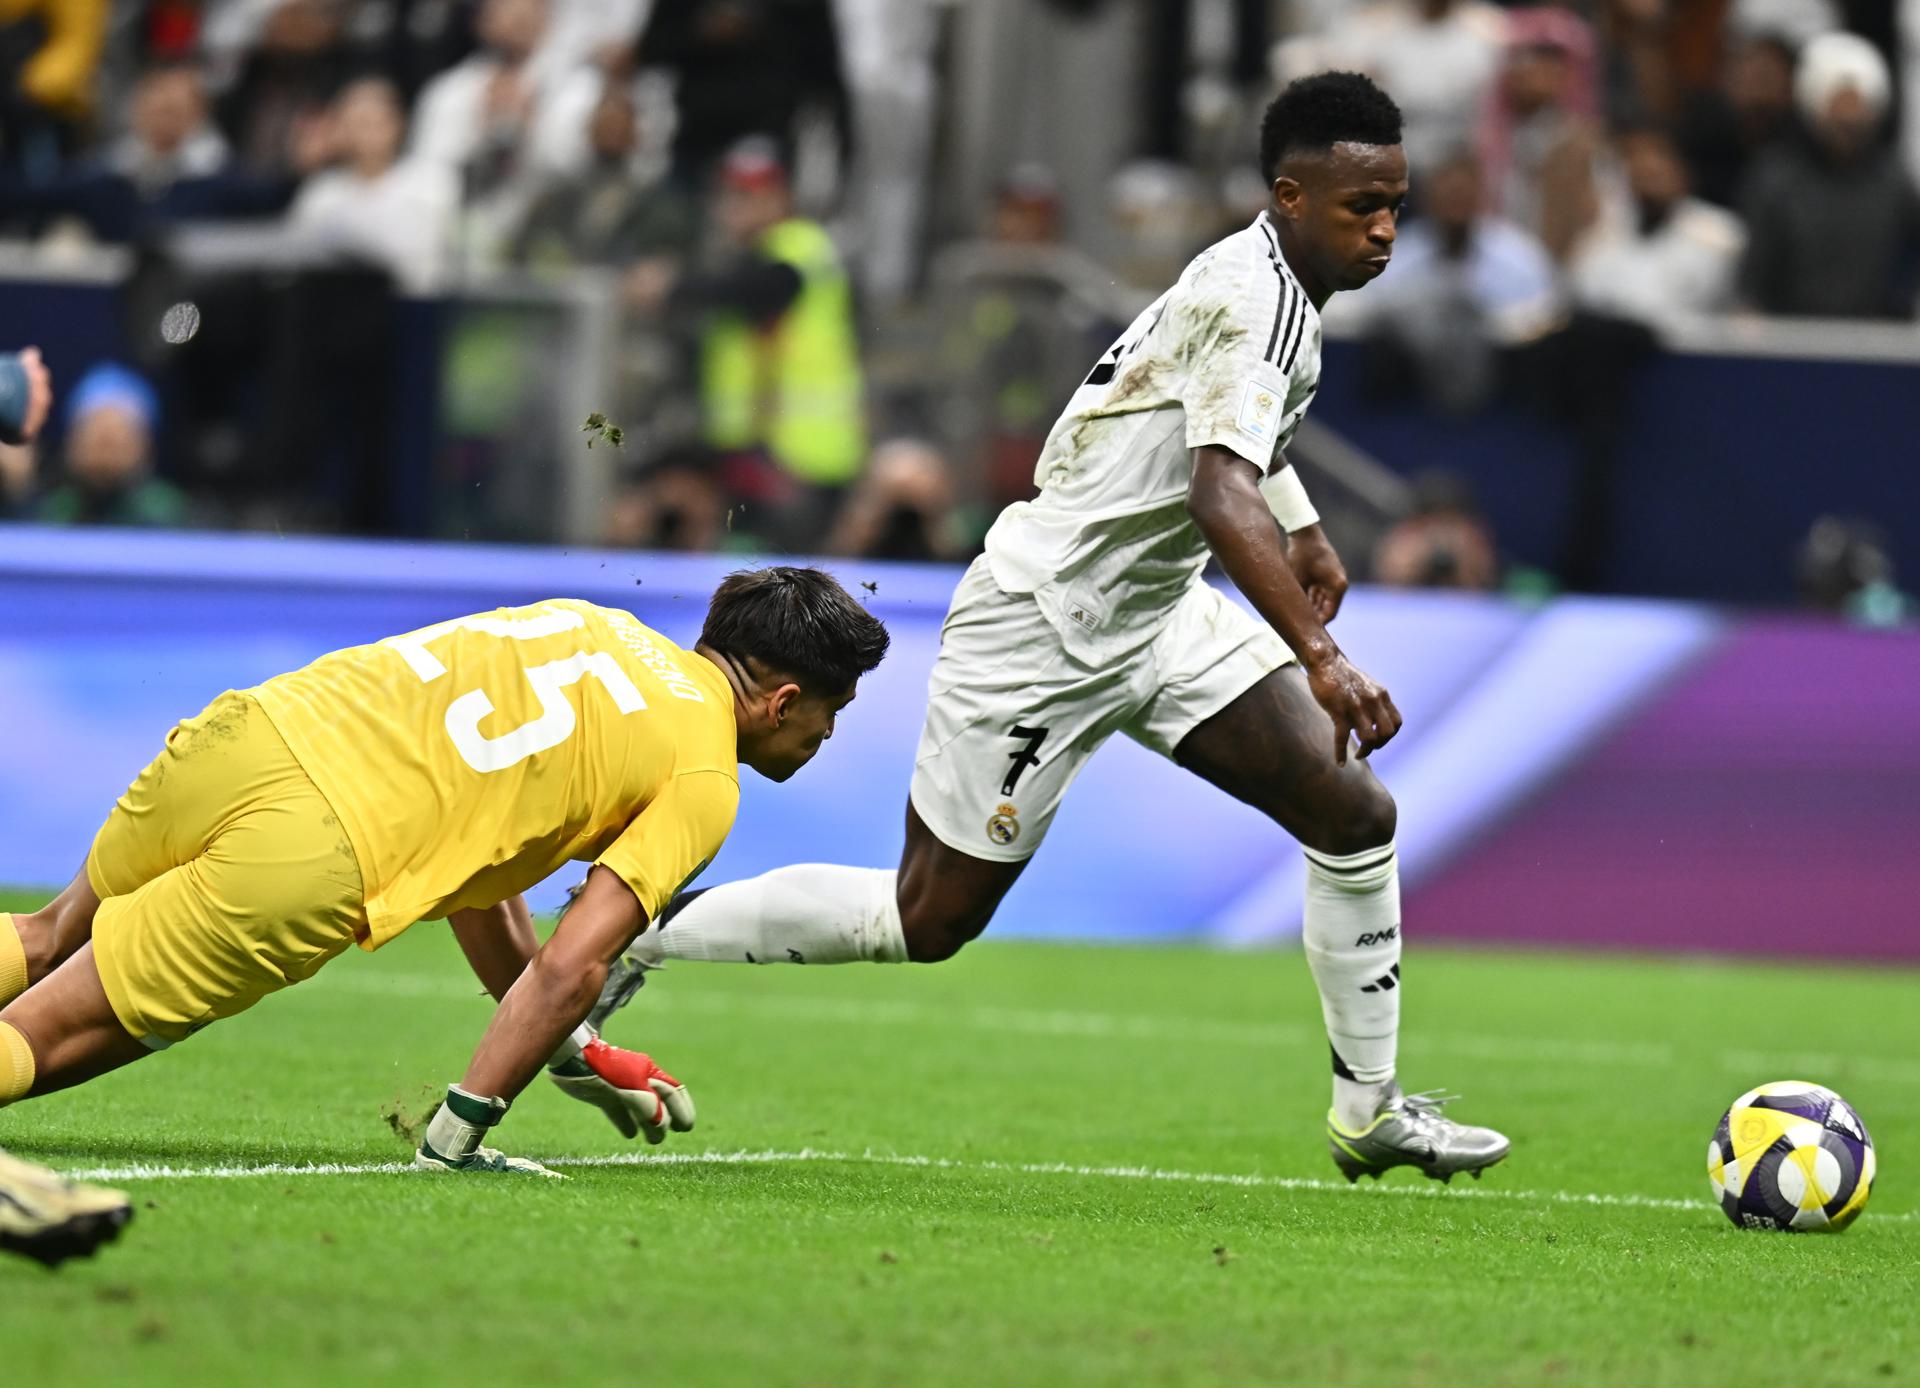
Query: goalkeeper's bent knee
0 1020 34 1105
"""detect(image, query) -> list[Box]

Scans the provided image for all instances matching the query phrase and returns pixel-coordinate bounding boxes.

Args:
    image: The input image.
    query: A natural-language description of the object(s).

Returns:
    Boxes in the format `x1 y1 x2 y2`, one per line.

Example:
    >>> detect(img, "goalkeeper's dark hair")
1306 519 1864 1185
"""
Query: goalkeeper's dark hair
700 566 890 693
1259 72 1403 185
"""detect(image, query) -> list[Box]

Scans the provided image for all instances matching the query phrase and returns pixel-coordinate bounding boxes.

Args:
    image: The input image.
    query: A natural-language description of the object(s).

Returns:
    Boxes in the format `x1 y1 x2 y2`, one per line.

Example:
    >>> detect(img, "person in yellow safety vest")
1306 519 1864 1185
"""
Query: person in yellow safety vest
689 138 866 550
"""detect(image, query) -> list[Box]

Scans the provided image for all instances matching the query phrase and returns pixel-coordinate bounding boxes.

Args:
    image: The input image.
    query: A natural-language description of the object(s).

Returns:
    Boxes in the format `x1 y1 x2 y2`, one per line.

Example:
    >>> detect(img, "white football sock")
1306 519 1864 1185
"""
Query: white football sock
643 865 908 966
1301 841 1402 1131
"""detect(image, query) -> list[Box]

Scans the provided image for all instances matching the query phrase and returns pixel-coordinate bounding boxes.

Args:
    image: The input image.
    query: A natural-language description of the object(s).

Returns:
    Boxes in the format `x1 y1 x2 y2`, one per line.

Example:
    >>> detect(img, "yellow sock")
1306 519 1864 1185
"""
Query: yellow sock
0 1021 33 1105
0 913 26 1005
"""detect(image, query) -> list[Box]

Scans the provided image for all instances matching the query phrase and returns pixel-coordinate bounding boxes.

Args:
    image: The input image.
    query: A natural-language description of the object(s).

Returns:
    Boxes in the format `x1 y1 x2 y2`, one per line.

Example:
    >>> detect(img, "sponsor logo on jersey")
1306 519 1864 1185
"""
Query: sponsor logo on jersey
987 802 1021 847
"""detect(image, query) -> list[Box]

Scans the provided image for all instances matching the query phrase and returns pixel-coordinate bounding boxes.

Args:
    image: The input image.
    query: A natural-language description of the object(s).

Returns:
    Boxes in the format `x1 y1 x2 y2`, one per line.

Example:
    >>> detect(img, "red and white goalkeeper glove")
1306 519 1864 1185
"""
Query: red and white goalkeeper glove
548 1029 696 1144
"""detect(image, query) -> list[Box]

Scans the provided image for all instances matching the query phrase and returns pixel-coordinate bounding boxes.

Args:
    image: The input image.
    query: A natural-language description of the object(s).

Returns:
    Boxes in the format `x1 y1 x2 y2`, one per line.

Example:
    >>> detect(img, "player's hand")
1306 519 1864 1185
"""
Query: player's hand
1305 652 1402 766
412 1083 565 1176
412 1143 565 1178
1286 524 1348 624
550 1038 696 1144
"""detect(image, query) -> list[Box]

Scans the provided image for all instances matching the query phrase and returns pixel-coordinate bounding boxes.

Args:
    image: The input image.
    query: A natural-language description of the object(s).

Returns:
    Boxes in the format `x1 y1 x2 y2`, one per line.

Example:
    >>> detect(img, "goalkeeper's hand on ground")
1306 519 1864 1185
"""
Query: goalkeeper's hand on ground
549 1033 696 1144
412 1085 564 1178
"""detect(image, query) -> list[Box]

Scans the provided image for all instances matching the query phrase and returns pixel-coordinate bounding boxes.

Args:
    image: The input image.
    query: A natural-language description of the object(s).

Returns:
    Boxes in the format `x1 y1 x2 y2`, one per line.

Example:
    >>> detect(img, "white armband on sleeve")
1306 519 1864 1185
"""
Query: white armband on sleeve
1264 465 1319 533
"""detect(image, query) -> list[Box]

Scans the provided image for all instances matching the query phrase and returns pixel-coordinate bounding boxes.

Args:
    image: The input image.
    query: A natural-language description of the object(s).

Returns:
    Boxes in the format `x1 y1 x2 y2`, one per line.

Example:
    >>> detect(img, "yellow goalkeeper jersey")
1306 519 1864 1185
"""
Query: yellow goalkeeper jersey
250 599 739 948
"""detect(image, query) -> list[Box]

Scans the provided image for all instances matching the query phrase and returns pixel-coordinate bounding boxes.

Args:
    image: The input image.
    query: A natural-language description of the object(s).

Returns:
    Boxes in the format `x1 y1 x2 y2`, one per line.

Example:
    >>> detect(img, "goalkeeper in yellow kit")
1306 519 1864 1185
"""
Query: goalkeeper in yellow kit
0 568 888 1246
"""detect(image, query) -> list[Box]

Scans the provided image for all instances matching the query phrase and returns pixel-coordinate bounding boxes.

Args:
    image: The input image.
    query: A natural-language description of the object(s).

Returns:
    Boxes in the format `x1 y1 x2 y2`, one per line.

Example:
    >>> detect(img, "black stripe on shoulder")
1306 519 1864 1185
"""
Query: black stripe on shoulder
1259 241 1295 366
1279 290 1308 373
1257 217 1311 373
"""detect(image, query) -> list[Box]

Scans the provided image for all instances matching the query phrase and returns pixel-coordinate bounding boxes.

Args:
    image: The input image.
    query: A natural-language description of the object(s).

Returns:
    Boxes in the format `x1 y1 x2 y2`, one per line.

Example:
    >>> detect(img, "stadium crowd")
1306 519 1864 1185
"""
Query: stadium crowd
0 0 1913 612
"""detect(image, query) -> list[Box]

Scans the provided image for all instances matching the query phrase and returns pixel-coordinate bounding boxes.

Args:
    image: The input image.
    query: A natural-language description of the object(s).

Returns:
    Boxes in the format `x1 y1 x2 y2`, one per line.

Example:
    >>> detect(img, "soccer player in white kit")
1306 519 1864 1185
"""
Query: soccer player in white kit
594 73 1509 1182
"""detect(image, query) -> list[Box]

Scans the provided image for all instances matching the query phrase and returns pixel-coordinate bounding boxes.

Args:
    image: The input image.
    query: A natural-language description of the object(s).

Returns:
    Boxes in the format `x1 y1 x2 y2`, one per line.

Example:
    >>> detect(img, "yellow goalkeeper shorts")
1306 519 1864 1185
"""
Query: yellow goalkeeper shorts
87 691 366 1049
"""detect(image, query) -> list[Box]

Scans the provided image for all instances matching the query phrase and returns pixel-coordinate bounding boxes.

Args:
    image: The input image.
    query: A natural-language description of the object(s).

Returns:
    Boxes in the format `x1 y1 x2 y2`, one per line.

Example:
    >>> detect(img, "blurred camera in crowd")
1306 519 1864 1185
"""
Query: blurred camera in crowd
1371 470 1499 592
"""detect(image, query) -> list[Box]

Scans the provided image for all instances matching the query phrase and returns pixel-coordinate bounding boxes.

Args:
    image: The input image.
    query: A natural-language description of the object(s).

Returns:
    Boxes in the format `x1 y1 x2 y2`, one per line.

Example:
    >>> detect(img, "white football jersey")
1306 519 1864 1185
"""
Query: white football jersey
984 213 1322 662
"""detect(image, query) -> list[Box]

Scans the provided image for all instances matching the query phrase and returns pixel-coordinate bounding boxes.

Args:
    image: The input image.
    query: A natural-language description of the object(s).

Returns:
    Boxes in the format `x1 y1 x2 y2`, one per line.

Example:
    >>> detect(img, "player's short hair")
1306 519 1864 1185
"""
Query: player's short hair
700 566 889 693
1259 72 1403 184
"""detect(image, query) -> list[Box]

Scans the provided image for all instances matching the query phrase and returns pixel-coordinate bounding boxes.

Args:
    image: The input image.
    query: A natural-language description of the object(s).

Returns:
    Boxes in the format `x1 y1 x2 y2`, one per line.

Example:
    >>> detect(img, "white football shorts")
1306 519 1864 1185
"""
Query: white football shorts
909 557 1295 861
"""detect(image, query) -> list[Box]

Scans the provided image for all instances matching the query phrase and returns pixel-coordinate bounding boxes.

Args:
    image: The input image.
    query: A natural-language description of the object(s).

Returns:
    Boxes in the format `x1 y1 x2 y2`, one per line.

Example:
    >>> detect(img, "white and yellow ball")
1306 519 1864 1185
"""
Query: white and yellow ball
1707 1081 1875 1232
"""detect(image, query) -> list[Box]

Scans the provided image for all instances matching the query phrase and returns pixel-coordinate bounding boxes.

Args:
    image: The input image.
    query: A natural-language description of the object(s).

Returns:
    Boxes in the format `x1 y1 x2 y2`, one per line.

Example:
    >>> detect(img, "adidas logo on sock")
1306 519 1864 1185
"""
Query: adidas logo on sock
1360 963 1401 994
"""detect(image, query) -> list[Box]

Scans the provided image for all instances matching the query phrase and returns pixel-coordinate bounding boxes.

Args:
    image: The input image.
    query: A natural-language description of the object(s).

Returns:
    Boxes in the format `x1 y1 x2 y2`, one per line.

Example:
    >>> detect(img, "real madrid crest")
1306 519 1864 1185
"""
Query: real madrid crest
986 802 1021 846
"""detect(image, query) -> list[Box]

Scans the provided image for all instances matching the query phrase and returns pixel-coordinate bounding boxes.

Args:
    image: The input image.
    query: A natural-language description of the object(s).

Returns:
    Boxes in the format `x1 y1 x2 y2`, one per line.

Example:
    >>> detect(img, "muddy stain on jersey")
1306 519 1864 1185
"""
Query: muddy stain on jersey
1041 295 1248 488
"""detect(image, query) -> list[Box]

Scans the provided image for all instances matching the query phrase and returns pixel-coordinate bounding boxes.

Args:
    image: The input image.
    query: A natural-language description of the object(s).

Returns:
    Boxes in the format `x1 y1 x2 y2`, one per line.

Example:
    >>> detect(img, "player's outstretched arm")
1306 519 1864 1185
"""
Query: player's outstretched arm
443 890 696 1148
416 868 677 1175
459 866 643 1099
1187 444 1401 764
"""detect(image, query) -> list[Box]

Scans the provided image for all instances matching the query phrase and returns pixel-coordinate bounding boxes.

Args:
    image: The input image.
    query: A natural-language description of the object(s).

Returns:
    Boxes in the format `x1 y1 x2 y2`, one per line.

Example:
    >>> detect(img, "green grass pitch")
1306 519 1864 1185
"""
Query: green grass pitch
2 886 1914 1386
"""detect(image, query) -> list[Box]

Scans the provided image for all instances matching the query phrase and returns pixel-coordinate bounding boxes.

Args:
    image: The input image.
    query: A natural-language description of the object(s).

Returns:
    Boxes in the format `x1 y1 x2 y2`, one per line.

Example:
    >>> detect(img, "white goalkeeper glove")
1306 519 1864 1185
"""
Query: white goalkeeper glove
548 1029 696 1144
413 1085 564 1178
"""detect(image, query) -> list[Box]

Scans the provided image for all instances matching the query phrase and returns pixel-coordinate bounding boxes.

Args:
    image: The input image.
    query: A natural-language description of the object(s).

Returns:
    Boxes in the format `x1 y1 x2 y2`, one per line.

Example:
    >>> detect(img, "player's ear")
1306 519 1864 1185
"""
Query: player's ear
1272 173 1304 221
766 681 804 727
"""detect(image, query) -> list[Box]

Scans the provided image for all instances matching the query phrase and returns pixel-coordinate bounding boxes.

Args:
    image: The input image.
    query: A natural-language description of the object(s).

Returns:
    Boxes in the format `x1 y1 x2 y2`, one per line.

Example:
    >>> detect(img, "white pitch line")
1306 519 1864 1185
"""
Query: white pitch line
58 1147 1916 1223
316 970 1920 1086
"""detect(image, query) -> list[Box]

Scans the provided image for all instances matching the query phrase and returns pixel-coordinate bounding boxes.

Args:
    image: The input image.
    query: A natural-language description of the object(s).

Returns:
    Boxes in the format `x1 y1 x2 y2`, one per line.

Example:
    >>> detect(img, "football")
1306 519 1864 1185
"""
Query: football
1708 1081 1876 1232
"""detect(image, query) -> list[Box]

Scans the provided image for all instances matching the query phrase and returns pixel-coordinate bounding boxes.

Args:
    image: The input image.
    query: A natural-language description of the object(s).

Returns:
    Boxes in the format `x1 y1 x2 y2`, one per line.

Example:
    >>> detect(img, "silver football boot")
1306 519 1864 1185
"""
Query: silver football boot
1327 1086 1510 1184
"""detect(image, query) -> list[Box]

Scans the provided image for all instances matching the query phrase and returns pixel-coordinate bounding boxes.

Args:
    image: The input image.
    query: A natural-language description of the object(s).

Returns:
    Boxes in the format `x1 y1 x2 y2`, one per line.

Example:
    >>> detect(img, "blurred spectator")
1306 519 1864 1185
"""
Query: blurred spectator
935 165 1091 510
1342 148 1562 415
288 75 457 292
0 56 302 242
645 139 866 549
0 437 32 518
1907 1 1920 193
1479 8 1603 263
635 0 851 192
1734 0 1840 47
825 438 973 562
1322 0 1505 173
412 0 552 170
0 344 50 518
513 80 693 271
539 0 650 75
834 0 942 306
410 0 556 260
1796 515 1913 626
1108 158 1214 289
603 451 733 552
110 61 231 194
1740 31 1920 317
1570 124 1746 328
1676 32 1802 209
1371 470 1500 590
35 363 188 527
989 164 1063 248
521 38 671 180
216 0 353 176
1596 0 1676 127
0 0 108 174
1346 146 1653 592
0 343 50 444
